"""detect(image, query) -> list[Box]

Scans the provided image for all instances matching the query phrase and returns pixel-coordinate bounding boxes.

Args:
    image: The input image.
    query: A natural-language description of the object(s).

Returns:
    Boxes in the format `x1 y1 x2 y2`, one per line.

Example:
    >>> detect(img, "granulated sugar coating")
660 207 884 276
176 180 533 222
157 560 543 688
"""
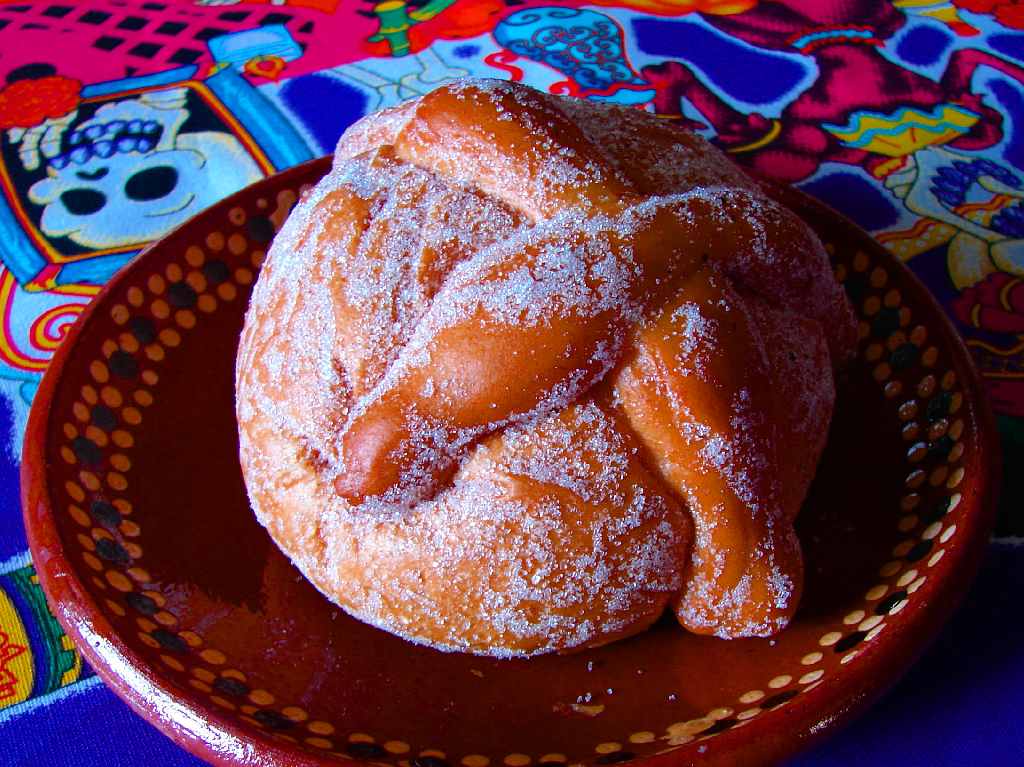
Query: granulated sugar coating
236 79 857 656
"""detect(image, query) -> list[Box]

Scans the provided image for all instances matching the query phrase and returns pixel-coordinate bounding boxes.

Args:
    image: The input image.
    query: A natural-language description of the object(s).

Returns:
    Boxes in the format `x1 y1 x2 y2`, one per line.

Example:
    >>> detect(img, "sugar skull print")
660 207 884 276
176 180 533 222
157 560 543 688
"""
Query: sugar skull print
23 87 262 250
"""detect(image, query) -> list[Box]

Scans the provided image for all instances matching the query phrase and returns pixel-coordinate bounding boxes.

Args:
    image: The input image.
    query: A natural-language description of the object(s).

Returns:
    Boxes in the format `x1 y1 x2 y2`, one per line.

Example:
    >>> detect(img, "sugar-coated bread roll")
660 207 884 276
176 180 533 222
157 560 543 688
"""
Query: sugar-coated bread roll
235 79 856 657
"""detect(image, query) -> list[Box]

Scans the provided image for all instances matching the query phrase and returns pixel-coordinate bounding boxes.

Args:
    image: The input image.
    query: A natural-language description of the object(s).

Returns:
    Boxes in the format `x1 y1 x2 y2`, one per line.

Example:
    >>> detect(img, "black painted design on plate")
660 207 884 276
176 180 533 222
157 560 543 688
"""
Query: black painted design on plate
833 631 866 653
96 537 131 566
90 499 121 527
905 539 934 563
72 435 102 466
109 350 139 379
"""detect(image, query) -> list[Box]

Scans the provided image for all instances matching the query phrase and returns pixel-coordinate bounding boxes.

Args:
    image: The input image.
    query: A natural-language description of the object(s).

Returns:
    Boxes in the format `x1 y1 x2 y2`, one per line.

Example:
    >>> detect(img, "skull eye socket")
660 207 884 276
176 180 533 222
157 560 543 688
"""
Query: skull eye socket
125 165 179 202
60 188 106 216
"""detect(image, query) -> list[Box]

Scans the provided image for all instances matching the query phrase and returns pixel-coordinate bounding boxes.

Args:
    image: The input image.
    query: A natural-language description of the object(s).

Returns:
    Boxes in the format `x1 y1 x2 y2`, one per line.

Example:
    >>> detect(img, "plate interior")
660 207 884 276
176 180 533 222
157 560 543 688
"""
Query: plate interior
35 159 990 766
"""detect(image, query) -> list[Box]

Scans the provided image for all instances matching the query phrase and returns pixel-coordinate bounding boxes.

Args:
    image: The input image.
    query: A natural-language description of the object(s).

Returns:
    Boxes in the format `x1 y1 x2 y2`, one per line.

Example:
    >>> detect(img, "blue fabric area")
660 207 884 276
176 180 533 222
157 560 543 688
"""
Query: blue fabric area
0 392 25 561
800 172 902 231
278 73 369 154
631 18 809 105
80 66 200 99
207 67 316 170
989 78 1024 172
895 24 953 67
453 44 481 59
0 196 47 286
988 33 1024 66
905 242 964 311
2 683 205 767
796 542 1024 765
55 252 136 287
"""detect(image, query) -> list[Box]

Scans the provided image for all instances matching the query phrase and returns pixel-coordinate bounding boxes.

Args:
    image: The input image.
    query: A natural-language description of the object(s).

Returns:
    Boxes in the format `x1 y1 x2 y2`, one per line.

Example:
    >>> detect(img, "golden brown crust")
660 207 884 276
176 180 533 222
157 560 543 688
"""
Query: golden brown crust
236 79 856 655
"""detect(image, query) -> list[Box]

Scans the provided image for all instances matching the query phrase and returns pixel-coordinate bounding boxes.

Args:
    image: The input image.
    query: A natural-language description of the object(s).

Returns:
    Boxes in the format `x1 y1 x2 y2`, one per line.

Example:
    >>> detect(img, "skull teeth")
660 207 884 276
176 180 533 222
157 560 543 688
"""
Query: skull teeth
49 118 165 170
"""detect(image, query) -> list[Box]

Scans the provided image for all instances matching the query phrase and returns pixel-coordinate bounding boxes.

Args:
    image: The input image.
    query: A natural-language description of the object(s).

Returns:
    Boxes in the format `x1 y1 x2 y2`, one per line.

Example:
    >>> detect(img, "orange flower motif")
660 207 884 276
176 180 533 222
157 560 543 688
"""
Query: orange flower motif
0 75 81 130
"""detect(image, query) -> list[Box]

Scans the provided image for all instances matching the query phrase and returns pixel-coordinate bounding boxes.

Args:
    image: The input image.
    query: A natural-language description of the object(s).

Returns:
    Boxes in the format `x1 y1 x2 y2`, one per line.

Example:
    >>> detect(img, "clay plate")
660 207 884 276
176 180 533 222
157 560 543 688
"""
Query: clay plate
22 157 999 767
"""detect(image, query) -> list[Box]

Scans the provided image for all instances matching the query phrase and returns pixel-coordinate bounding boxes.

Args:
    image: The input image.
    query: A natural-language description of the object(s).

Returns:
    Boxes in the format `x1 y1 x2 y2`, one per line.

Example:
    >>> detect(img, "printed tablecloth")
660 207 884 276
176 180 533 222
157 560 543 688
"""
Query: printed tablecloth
0 1 1022 764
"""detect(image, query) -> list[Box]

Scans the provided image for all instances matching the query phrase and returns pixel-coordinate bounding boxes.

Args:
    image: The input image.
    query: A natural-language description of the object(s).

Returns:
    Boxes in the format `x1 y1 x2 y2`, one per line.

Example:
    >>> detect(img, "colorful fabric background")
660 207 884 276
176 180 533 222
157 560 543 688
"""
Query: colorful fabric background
0 0 1022 764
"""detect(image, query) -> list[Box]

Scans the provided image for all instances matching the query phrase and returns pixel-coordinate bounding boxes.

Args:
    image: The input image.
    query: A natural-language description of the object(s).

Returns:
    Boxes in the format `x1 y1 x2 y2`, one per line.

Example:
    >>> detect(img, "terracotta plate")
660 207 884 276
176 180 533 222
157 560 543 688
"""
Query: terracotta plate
22 157 999 767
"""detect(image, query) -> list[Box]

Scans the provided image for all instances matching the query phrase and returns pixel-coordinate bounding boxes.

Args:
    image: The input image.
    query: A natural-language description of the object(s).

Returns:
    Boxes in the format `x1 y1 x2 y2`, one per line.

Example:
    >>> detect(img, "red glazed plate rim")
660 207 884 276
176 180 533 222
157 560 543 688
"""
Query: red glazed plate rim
21 158 1001 767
